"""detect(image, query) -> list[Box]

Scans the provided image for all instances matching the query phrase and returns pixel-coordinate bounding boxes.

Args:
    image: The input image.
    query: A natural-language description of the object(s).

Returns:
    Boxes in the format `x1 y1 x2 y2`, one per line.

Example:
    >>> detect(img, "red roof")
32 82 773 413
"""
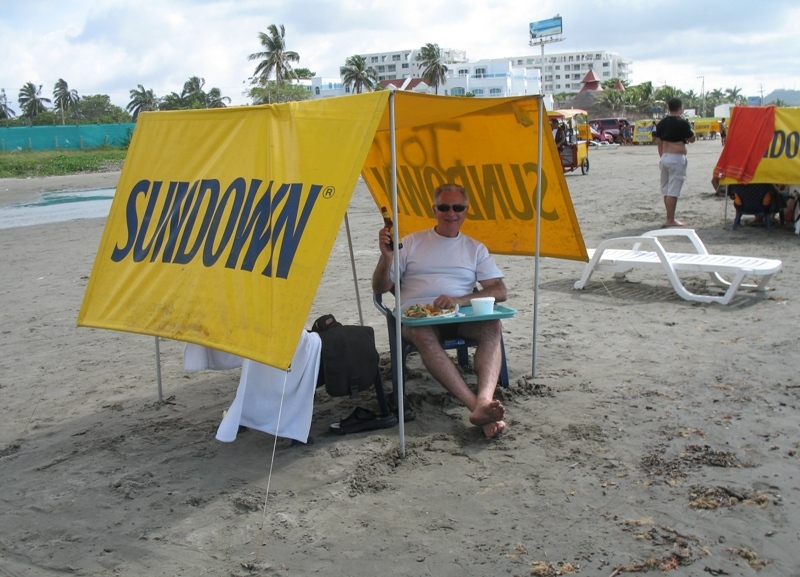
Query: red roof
581 69 601 83
380 78 429 90
579 69 603 93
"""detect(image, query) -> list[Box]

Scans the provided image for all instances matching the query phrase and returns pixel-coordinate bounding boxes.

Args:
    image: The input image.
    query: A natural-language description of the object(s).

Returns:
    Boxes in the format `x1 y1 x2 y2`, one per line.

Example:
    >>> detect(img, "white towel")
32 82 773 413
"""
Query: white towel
215 331 322 444
183 343 242 371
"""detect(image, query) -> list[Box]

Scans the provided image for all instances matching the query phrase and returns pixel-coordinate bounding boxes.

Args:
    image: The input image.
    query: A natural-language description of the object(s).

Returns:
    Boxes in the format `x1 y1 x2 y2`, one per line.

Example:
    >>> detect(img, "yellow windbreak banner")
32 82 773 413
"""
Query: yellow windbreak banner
633 120 657 144
78 92 389 369
721 107 800 185
362 92 587 260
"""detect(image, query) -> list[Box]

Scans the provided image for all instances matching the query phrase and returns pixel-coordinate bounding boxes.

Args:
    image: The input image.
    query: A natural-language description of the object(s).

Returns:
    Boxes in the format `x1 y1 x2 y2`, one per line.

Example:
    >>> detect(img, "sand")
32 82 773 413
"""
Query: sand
1 139 798 576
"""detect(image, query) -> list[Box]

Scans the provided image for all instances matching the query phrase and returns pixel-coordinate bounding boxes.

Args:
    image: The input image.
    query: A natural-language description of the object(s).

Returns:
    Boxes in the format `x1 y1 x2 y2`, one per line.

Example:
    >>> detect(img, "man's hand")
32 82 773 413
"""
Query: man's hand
372 227 395 294
378 227 394 258
432 278 507 309
432 295 459 310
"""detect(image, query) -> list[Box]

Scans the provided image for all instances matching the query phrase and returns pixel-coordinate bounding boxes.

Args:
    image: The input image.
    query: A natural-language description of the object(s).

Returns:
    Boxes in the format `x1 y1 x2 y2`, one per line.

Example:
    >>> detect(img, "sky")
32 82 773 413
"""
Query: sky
2 0 798 113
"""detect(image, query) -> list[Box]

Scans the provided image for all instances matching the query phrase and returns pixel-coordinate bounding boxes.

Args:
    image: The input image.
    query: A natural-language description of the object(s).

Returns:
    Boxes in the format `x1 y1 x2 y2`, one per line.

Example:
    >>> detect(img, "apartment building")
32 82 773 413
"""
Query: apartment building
507 50 632 94
363 47 468 81
308 47 629 99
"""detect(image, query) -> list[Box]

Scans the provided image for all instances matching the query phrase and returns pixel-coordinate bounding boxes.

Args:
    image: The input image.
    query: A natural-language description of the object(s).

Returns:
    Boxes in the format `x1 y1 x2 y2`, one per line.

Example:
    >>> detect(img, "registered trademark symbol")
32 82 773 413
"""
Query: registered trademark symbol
323 186 335 199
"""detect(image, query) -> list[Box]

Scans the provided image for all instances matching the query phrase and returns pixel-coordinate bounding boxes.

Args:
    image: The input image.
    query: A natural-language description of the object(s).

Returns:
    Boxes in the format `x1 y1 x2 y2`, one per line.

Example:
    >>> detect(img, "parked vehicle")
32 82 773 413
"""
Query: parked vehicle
589 125 615 143
588 118 628 140
549 109 590 175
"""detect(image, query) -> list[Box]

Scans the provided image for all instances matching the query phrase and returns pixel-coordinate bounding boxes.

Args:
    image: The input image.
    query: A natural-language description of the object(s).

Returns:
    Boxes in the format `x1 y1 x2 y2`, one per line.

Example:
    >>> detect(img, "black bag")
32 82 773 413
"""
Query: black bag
311 314 342 333
312 315 380 398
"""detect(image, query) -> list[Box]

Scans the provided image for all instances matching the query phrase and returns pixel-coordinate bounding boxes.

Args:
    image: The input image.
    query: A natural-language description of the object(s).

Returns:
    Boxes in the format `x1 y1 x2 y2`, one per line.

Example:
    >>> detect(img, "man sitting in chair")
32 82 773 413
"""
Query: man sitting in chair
371 183 508 438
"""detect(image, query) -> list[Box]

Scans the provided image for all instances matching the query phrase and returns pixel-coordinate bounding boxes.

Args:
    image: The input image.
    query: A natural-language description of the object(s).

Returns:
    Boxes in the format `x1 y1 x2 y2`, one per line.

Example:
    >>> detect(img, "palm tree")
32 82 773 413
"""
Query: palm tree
127 85 160 120
415 43 448 95
600 89 626 116
53 79 79 125
206 87 231 108
0 88 15 124
340 55 378 94
682 89 698 112
249 24 300 86
159 92 189 111
18 82 51 120
629 80 655 114
653 85 683 113
708 88 725 102
724 86 742 103
553 92 570 105
182 76 207 107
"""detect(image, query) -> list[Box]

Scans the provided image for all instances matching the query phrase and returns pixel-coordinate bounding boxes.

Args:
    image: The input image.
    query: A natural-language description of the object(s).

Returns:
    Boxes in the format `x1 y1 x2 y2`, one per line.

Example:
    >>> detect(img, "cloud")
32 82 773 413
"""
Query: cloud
2 0 797 114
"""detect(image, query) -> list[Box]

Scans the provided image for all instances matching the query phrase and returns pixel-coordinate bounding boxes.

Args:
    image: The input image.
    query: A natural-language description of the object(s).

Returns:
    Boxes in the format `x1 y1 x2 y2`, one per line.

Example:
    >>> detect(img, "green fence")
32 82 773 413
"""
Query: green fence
0 124 136 151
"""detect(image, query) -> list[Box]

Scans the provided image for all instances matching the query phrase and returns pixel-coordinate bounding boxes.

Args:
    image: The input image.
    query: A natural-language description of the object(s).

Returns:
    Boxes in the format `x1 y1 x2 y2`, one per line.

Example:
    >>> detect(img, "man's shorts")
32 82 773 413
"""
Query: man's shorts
659 153 688 197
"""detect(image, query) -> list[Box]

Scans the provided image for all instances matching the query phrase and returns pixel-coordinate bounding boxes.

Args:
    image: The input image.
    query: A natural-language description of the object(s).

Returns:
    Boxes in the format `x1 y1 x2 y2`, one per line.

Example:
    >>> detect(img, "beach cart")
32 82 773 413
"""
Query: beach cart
549 109 590 175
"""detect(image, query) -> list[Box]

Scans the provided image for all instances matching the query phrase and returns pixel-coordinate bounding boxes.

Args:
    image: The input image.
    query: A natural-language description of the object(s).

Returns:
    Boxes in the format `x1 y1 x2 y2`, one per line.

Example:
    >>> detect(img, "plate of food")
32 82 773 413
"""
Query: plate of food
403 303 458 319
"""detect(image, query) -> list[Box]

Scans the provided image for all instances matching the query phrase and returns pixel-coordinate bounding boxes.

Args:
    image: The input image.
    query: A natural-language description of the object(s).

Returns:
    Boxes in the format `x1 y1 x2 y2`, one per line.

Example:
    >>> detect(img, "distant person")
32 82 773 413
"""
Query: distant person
654 97 696 227
550 118 566 152
621 122 632 145
719 118 727 147
650 121 657 144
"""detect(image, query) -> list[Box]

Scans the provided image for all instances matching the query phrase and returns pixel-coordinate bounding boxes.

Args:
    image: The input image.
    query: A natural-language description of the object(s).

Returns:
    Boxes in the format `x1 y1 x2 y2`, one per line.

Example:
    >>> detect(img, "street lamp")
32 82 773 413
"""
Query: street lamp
697 75 705 117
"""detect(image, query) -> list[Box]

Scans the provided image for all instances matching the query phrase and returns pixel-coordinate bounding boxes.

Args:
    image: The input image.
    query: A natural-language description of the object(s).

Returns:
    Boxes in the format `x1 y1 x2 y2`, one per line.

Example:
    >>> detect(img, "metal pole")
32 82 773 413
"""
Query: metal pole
532 98 543 378
388 91 405 458
697 76 705 117
344 212 364 326
540 43 545 96
154 336 163 403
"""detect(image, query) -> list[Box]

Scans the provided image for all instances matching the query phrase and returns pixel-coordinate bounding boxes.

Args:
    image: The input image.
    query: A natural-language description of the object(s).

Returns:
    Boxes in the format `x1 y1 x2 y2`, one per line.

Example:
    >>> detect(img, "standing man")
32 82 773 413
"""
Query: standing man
718 118 727 147
372 184 507 438
655 97 696 227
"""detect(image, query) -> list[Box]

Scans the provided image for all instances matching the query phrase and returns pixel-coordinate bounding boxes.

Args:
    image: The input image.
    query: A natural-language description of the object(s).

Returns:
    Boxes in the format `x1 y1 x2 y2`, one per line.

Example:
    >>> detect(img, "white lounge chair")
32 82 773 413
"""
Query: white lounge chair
573 229 782 305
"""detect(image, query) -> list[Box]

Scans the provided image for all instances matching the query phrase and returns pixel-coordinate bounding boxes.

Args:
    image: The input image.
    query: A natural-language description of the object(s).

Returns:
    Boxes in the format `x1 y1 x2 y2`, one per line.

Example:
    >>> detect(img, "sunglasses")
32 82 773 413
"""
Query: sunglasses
434 204 468 213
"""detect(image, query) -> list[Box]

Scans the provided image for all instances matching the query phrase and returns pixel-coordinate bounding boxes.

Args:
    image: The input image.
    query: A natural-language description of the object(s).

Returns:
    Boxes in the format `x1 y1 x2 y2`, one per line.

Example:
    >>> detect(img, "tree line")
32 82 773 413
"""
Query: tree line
559 79 789 119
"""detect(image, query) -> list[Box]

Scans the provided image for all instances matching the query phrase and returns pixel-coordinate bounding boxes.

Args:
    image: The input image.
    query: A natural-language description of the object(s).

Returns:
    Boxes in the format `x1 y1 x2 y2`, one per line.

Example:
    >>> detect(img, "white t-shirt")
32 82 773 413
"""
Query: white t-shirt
389 228 503 311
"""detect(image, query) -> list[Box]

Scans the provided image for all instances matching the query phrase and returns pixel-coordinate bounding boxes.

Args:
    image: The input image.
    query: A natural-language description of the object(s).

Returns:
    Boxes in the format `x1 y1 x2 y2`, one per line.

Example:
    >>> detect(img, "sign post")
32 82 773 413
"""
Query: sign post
529 15 565 96
528 15 564 378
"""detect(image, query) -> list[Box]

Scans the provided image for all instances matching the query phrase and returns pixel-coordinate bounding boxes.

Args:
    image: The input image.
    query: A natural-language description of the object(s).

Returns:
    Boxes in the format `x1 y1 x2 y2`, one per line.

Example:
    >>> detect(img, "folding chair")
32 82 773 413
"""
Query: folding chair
726 183 782 229
373 292 510 406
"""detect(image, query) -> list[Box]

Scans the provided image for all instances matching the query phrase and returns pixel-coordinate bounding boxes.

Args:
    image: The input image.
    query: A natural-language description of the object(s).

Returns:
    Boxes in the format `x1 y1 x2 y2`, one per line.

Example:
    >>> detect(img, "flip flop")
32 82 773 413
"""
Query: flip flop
329 407 398 435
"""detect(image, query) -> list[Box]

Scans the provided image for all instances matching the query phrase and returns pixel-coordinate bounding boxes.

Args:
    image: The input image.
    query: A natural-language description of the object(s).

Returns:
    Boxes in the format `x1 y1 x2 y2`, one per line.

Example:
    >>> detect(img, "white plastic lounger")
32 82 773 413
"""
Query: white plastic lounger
574 229 782 305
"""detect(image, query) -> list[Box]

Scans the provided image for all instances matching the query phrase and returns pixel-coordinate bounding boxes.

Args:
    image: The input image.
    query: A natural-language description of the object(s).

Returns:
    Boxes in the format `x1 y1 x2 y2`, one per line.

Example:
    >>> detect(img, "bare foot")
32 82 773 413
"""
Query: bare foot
469 400 505 426
482 421 506 439
664 220 685 227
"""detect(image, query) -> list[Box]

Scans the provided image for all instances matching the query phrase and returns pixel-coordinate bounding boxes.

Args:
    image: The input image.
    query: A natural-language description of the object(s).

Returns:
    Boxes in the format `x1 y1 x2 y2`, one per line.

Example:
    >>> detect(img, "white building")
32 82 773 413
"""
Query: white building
308 47 469 99
308 47 629 100
308 77 350 99
443 58 539 97
363 47 468 82
509 50 632 95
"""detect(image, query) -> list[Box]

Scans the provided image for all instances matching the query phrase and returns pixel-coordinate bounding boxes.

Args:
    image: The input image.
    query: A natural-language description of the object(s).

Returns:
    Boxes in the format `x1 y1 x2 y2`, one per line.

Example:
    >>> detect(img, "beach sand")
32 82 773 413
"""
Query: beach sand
1 139 798 576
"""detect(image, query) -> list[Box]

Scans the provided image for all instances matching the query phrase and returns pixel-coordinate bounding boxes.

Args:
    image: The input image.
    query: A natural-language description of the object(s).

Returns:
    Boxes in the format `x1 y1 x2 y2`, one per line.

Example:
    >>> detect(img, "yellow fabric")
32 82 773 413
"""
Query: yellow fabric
633 120 657 144
362 92 587 259
78 94 388 369
79 91 586 369
690 118 720 137
720 107 800 185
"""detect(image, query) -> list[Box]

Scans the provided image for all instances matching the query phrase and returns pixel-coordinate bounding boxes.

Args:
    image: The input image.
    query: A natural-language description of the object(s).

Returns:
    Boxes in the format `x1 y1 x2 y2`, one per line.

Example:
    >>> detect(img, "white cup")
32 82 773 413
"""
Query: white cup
470 296 495 316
